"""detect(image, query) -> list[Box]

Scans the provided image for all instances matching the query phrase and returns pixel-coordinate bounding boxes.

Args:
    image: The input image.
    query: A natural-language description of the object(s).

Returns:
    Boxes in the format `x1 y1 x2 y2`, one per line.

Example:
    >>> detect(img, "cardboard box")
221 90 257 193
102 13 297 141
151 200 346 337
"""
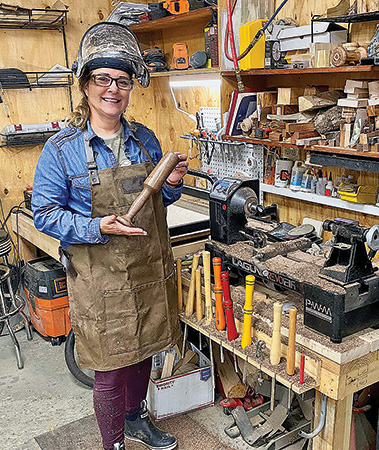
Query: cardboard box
278 23 348 52
147 343 214 421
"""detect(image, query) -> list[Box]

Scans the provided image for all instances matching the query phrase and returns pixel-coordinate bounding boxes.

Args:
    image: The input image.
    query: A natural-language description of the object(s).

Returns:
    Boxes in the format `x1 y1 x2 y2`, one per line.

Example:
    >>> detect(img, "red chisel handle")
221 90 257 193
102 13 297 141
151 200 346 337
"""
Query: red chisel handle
221 271 238 341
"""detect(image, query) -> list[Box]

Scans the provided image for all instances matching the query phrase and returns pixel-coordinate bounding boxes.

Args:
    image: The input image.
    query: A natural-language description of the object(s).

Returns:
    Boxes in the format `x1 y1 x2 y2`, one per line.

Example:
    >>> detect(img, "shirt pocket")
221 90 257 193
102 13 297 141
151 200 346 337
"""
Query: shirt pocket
71 174 91 204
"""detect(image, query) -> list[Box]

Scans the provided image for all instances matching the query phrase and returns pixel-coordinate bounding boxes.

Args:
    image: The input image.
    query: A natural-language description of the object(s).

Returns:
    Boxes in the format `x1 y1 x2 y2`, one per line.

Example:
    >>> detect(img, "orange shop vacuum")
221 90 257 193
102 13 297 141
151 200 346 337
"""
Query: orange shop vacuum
23 256 71 345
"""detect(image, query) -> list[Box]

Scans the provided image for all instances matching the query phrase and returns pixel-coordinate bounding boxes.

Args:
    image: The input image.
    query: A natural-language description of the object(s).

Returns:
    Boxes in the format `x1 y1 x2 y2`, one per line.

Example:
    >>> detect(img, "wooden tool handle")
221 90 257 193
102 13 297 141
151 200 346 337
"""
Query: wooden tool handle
212 257 225 330
185 253 200 317
203 251 212 325
176 259 182 310
195 267 203 321
241 275 255 349
221 271 238 341
286 306 297 376
270 301 283 366
117 152 180 226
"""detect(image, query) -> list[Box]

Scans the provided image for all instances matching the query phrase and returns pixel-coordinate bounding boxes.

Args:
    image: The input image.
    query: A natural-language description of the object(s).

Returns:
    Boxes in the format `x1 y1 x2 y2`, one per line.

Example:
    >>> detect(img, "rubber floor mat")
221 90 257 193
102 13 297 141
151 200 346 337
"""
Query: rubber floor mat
34 413 236 450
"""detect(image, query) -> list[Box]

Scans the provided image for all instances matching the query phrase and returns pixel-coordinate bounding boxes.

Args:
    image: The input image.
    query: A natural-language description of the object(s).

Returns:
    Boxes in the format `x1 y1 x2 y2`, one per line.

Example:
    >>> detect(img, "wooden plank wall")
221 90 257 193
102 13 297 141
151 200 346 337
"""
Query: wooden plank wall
0 0 112 224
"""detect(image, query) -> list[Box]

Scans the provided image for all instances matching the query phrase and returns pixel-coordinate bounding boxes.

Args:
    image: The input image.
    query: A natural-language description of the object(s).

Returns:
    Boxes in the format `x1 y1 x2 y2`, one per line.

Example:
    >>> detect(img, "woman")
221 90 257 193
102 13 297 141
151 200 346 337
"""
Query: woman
32 22 188 450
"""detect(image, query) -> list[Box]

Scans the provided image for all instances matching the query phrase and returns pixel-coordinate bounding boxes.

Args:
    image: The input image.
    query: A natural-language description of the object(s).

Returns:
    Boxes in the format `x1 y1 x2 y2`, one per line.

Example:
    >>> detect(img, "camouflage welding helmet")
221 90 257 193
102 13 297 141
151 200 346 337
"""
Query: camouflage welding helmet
72 22 150 87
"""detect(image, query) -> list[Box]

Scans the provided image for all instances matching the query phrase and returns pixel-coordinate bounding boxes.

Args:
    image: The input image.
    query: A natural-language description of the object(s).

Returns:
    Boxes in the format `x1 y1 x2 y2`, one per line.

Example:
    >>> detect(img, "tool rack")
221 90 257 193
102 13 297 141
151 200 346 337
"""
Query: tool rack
179 265 379 450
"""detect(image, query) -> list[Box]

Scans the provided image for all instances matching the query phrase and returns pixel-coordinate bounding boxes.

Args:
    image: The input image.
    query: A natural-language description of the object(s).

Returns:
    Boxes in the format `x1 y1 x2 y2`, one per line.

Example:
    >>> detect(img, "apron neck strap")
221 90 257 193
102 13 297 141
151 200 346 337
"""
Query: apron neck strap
128 121 154 165
83 129 100 186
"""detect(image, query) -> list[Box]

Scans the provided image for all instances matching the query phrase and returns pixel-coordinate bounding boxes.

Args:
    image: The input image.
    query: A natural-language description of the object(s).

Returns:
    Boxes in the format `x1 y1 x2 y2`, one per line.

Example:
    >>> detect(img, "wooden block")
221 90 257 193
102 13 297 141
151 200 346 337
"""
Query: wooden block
371 143 379 152
272 104 299 115
173 349 198 374
291 130 319 144
161 353 176 379
344 79 368 93
344 123 351 148
299 90 343 111
368 97 379 106
277 87 304 105
304 85 328 96
338 98 368 108
369 80 379 98
295 137 320 146
257 91 277 107
347 92 369 99
360 133 368 144
268 131 282 141
286 122 315 133
356 143 370 151
375 116 379 130
367 105 379 116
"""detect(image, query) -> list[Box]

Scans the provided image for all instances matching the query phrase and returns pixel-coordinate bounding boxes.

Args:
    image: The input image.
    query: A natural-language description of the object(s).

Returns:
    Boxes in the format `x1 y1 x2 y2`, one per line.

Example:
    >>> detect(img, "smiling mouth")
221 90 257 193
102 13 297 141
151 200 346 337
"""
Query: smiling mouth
102 98 120 103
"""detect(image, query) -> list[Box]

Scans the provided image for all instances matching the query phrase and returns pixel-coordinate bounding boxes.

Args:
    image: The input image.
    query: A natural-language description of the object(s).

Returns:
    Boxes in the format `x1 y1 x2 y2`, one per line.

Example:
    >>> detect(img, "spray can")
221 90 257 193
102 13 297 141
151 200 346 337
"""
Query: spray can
325 172 333 197
290 161 306 191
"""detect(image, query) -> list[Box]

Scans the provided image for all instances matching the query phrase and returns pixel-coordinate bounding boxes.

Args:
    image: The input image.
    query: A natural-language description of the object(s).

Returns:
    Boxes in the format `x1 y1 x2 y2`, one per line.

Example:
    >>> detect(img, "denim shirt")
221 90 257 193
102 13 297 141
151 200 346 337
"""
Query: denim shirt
32 118 182 249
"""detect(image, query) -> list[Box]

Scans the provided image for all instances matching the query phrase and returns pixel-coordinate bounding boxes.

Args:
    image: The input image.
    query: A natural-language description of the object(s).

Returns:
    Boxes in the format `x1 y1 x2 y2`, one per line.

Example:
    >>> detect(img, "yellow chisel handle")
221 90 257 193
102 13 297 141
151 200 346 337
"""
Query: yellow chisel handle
241 275 255 350
270 301 283 366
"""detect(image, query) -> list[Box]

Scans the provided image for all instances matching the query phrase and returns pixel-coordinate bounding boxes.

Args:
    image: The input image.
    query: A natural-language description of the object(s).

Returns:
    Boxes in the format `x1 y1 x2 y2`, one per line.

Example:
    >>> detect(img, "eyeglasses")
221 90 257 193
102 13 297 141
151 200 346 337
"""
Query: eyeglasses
91 74 133 91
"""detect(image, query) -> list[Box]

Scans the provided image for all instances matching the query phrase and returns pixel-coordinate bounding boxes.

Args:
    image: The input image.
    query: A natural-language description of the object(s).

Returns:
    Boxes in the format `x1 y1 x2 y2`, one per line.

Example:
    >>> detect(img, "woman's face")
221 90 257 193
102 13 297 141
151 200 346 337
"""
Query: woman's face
84 68 132 122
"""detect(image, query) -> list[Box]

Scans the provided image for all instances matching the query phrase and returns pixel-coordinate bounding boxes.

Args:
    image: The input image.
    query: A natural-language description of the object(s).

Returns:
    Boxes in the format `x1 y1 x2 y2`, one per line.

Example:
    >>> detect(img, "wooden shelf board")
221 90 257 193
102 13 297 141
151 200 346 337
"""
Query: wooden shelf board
222 65 379 77
129 6 215 32
311 145 379 159
151 68 219 78
223 135 302 148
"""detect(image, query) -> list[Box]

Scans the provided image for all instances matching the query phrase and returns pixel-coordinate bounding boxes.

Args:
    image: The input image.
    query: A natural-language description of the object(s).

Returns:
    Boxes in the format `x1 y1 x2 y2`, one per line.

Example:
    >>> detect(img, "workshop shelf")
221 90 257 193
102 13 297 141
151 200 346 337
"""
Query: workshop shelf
0 6 67 30
151 68 219 78
129 6 215 32
261 183 379 217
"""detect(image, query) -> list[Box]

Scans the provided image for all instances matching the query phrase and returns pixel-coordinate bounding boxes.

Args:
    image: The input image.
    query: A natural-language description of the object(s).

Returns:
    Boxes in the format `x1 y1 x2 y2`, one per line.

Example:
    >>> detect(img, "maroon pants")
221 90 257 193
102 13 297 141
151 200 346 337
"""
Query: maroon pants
93 357 152 450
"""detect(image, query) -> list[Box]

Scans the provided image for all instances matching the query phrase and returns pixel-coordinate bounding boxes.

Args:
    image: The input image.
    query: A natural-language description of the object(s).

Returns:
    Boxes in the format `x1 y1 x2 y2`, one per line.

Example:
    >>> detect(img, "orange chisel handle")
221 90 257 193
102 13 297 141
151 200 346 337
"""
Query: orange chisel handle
220 271 238 341
241 275 255 349
212 257 225 330
270 301 283 366
286 306 297 376
176 259 183 310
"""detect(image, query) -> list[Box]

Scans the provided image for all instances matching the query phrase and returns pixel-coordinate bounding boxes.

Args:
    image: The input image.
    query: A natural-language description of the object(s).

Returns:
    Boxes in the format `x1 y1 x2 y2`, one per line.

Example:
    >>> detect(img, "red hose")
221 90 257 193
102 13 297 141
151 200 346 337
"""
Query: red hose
226 0 239 70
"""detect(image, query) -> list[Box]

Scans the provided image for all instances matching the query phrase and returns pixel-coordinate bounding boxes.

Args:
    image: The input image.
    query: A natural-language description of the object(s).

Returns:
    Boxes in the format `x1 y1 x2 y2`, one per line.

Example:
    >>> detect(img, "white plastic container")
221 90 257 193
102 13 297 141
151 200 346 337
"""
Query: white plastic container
147 343 214 421
290 161 306 191
300 169 313 192
274 159 293 188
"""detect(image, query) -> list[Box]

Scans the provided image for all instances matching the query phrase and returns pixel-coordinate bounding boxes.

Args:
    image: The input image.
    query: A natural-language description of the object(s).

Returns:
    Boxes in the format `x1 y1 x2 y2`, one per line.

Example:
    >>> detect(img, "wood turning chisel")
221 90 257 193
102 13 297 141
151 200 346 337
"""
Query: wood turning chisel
185 253 200 317
202 251 212 325
212 257 225 330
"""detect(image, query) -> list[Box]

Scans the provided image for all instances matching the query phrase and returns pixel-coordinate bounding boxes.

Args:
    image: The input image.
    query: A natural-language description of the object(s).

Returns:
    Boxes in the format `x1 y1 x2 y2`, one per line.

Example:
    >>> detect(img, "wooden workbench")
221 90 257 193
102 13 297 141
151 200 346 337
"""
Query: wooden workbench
12 208 378 449
180 268 379 450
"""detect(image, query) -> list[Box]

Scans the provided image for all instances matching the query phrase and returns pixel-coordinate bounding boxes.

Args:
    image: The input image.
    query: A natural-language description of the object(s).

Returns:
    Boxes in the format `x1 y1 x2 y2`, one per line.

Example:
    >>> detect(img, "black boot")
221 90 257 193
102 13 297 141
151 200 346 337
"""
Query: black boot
124 400 177 450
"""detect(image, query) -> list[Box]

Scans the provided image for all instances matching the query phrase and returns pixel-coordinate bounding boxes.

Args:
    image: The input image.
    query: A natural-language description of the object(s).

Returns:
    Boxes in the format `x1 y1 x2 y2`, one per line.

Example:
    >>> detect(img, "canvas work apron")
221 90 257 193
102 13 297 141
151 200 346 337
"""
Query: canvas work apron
65 130 181 371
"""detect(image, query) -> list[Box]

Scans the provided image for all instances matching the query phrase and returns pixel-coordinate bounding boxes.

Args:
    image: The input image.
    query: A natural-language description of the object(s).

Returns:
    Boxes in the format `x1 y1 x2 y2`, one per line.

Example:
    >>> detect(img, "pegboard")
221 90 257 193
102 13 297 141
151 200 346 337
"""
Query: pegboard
199 107 221 133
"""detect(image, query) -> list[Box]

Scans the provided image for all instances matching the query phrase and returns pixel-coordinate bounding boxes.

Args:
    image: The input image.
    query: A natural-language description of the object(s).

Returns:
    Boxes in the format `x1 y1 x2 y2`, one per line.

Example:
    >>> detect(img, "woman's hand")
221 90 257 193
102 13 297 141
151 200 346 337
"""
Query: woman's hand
166 153 189 186
100 215 147 236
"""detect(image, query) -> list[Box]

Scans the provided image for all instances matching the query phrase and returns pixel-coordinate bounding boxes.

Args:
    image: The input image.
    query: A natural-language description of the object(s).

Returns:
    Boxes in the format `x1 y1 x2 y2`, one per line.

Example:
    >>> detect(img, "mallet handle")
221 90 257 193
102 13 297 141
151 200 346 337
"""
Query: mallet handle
270 301 283 366
203 251 212 325
241 275 255 349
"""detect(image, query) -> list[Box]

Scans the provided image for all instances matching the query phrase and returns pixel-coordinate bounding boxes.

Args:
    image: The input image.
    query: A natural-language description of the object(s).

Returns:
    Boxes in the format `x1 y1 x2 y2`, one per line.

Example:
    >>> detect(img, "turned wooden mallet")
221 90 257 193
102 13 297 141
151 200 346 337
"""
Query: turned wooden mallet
117 152 180 227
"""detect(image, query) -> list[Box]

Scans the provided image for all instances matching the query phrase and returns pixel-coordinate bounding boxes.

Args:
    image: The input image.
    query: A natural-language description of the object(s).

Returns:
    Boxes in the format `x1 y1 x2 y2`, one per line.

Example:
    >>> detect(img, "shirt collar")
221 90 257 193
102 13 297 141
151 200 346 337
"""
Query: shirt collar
85 117 133 142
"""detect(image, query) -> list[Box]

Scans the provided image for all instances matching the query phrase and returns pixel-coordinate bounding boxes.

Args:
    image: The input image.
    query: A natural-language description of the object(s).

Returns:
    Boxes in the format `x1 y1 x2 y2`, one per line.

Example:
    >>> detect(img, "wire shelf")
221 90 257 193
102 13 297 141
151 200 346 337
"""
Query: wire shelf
0 7 68 30
312 11 379 24
0 71 73 89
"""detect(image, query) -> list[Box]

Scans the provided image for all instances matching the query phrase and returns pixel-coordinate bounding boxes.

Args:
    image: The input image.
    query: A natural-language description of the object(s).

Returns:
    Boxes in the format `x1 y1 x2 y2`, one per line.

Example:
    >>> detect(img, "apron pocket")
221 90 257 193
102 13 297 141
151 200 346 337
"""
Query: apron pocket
134 274 174 349
103 289 139 355
109 234 141 255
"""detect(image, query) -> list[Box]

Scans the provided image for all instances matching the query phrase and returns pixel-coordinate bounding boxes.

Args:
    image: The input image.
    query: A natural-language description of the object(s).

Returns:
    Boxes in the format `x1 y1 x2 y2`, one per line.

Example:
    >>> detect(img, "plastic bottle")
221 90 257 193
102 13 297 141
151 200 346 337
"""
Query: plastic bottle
300 168 313 192
311 170 317 194
325 172 333 197
290 161 306 191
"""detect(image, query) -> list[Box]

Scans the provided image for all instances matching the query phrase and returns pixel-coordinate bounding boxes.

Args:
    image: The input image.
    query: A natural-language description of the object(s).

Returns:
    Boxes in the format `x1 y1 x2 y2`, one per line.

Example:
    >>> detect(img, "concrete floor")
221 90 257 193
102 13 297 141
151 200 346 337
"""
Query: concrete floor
1 325 253 450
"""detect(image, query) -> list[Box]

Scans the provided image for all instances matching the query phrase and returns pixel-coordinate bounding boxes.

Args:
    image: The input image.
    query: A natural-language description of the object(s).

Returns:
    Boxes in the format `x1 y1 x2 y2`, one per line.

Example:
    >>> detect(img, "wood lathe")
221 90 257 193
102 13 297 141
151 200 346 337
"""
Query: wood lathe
189 170 379 343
